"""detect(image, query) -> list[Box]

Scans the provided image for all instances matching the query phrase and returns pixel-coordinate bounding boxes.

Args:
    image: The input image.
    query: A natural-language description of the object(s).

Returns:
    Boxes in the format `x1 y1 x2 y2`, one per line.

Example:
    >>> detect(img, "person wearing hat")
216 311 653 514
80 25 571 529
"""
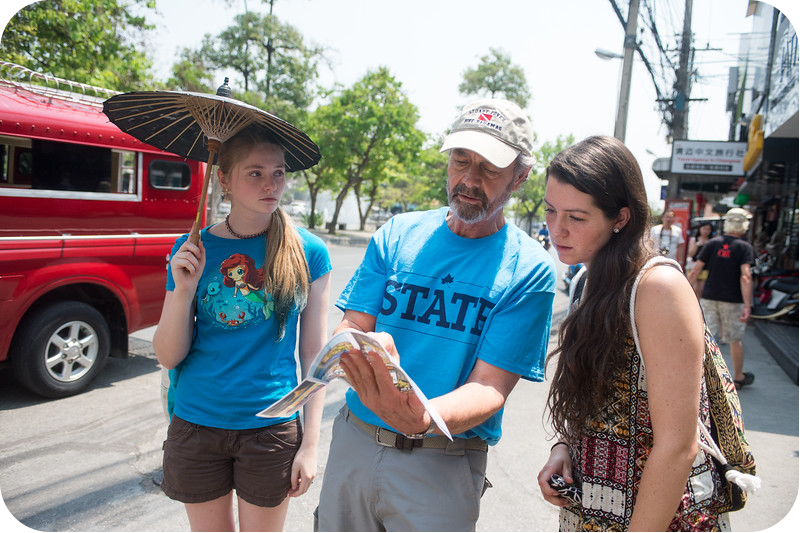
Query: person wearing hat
688 207 755 388
315 99 556 531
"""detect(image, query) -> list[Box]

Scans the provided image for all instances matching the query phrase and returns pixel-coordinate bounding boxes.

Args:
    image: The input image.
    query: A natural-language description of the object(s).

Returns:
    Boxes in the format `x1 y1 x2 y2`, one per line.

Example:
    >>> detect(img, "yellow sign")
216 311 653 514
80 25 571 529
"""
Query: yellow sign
743 114 764 172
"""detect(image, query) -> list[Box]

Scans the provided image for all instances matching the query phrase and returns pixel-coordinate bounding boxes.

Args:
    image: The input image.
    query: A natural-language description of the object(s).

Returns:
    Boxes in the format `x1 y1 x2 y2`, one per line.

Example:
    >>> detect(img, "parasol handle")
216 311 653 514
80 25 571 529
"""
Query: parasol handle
188 139 221 246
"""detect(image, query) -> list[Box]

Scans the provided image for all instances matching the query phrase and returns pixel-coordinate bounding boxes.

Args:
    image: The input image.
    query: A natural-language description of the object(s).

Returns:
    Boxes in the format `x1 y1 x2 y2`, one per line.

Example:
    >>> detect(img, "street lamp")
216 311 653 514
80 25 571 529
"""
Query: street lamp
594 48 624 60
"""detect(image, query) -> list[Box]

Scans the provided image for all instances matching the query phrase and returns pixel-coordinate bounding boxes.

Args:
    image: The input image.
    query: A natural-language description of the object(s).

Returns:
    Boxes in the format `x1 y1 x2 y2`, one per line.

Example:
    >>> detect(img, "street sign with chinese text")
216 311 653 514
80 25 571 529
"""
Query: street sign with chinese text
670 140 747 176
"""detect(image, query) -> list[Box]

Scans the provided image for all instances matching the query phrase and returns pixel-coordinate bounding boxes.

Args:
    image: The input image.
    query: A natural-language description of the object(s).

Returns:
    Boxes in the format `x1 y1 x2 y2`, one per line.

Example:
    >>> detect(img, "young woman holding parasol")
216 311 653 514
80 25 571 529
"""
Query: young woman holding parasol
151 122 330 530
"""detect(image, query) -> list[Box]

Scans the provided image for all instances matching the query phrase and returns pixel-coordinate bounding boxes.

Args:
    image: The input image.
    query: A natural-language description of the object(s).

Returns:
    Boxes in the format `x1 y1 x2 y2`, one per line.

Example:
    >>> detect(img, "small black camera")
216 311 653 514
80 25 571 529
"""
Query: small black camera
548 474 582 506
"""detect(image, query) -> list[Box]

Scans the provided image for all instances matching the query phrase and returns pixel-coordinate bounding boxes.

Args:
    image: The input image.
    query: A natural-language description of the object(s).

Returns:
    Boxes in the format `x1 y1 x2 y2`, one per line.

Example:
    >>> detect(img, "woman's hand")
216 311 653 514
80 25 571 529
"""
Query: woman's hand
169 240 206 293
287 442 318 498
537 443 575 507
153 239 205 369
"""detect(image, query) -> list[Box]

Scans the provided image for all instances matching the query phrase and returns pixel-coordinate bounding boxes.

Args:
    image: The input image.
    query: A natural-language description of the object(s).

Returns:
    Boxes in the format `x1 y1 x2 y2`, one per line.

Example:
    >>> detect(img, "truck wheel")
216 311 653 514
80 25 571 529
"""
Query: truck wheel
11 301 111 398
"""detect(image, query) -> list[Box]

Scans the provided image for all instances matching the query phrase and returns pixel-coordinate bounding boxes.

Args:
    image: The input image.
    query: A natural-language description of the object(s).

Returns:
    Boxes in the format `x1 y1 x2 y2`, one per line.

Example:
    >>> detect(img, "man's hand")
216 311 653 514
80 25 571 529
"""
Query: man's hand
339 340 428 435
739 305 751 322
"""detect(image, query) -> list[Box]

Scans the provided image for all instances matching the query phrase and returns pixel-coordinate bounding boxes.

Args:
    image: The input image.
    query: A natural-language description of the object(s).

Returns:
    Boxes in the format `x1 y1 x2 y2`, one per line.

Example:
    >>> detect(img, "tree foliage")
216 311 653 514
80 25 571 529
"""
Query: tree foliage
380 143 448 212
459 48 531 108
180 9 323 124
305 68 425 232
1 0 156 90
165 46 217 93
513 134 575 233
297 94 340 230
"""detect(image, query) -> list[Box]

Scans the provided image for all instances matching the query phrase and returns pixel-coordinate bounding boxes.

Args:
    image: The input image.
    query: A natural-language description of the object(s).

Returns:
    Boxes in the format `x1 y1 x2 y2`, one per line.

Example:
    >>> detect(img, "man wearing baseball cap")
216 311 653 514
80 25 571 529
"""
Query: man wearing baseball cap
316 99 555 531
688 207 755 388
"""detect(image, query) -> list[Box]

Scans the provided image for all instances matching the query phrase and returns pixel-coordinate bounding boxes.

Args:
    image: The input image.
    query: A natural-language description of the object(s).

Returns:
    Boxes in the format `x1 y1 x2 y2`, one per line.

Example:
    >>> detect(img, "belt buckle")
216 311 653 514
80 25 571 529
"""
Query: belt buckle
375 427 393 447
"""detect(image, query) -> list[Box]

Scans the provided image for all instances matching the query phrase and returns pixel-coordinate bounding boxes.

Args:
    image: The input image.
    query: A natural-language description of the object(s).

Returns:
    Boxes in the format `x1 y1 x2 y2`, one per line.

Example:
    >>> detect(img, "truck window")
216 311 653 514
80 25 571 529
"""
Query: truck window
1 135 33 187
0 144 7 183
149 160 191 190
0 135 138 194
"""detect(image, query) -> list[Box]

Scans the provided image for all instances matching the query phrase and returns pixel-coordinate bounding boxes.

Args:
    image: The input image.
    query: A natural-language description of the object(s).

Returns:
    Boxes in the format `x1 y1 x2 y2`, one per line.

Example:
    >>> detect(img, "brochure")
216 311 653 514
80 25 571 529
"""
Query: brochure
256 329 451 439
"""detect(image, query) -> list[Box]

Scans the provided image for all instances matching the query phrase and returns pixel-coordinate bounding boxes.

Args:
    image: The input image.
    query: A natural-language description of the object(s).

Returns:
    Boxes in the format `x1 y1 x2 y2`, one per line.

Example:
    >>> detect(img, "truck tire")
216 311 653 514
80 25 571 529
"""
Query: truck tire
11 301 111 398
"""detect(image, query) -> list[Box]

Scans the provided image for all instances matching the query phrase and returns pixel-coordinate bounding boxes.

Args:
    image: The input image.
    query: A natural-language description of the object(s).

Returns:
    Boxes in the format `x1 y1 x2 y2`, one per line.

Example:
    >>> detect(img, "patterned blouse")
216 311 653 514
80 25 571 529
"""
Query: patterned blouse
558 329 730 531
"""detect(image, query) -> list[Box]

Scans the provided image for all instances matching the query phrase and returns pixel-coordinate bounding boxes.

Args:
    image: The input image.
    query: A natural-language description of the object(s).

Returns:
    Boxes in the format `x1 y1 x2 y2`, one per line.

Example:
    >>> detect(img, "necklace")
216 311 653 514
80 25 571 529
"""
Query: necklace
225 215 269 239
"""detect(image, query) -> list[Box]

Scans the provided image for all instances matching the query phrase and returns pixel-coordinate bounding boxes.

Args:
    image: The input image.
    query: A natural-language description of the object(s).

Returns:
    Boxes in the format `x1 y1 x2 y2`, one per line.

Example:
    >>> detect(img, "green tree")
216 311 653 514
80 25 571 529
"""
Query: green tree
188 9 323 123
414 144 450 209
205 12 266 93
513 134 575 233
165 46 216 92
380 143 449 213
458 48 531 108
308 68 424 233
298 86 345 230
1 0 156 90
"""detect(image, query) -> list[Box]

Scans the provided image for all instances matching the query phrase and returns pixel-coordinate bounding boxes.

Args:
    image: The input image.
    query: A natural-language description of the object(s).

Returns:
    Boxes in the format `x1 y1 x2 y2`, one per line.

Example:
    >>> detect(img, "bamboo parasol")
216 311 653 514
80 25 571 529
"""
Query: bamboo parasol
103 79 321 244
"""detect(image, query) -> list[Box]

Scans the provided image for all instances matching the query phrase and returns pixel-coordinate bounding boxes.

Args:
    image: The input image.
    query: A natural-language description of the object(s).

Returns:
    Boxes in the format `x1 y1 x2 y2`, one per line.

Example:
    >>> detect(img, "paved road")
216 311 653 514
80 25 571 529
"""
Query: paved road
1 242 797 531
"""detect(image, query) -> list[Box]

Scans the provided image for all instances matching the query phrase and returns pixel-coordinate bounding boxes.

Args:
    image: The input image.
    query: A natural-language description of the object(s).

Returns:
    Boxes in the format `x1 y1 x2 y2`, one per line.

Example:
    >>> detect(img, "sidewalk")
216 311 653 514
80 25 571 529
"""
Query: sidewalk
308 227 374 247
720 322 799 531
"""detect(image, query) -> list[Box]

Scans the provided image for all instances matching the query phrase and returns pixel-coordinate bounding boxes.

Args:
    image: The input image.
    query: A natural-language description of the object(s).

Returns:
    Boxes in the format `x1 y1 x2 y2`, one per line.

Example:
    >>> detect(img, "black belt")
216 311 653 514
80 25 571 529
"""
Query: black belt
346 407 488 452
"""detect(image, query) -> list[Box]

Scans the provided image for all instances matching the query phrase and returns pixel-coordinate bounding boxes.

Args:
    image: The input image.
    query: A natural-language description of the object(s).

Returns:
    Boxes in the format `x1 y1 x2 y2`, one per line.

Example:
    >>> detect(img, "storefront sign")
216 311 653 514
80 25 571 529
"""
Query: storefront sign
670 140 747 176
766 14 798 137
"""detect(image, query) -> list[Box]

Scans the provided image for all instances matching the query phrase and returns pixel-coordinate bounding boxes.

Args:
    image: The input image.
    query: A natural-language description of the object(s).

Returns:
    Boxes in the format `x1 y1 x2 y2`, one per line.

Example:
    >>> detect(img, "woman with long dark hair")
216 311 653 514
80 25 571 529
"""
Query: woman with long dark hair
537 136 729 530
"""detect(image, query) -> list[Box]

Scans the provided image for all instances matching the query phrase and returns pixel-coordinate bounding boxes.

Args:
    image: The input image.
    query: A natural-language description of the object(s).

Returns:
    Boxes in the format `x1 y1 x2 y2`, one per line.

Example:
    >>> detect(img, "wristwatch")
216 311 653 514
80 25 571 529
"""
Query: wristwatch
402 417 437 439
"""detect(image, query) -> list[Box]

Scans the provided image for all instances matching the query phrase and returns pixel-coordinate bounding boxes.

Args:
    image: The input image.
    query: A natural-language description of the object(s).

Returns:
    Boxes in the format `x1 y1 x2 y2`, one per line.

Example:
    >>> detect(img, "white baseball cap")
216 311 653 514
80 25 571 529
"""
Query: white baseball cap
440 98 534 168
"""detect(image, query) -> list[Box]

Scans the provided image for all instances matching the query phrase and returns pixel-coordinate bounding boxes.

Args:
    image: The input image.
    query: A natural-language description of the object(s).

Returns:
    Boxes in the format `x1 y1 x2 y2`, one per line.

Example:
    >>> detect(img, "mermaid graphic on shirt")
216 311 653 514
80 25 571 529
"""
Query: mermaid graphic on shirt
198 252 274 328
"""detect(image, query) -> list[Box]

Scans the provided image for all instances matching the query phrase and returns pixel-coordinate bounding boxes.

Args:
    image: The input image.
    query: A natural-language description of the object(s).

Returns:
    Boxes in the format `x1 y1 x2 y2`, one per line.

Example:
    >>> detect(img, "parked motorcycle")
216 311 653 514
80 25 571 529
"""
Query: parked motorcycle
752 260 797 306
751 276 798 321
563 263 584 291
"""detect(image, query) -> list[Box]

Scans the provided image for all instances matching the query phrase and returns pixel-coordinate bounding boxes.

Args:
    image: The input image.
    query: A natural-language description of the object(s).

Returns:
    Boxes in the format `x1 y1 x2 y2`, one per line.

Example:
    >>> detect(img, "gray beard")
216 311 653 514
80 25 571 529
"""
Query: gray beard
448 182 513 223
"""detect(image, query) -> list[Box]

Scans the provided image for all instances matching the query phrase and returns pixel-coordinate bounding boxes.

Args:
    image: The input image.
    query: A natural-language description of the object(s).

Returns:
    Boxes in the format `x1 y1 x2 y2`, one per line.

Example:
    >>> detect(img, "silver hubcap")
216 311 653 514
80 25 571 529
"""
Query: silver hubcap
45 321 99 382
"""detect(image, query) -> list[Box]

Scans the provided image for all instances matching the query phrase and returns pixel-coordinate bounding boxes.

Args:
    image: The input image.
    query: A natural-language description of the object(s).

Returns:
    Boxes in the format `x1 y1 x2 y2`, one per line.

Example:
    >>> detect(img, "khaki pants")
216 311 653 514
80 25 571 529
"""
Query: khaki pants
316 405 488 531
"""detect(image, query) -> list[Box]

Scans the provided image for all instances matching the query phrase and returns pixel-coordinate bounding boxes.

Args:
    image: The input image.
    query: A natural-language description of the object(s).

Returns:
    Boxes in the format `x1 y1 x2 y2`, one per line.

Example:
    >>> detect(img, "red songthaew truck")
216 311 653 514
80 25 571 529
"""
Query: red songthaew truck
0 62 207 397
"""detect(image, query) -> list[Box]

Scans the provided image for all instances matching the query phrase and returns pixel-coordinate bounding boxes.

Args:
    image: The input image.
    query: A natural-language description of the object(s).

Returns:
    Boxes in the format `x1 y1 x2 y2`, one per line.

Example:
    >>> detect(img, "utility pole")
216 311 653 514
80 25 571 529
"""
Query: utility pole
667 0 694 199
615 0 639 142
672 0 694 141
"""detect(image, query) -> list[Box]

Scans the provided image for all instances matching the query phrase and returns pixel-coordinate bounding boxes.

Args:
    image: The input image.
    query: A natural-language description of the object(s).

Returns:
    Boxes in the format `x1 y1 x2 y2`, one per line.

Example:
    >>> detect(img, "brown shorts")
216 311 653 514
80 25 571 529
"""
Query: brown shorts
161 415 302 507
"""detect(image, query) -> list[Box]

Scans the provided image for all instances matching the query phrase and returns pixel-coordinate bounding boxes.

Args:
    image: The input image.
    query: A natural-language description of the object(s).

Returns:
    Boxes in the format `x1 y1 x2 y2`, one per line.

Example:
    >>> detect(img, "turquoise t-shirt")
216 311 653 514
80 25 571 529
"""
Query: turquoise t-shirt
166 225 331 429
336 208 555 445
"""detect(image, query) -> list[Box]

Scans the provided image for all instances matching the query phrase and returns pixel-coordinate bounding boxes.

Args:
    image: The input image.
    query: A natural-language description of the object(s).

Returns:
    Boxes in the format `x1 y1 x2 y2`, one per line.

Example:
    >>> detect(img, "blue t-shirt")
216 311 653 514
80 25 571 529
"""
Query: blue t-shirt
336 208 555 445
166 225 331 429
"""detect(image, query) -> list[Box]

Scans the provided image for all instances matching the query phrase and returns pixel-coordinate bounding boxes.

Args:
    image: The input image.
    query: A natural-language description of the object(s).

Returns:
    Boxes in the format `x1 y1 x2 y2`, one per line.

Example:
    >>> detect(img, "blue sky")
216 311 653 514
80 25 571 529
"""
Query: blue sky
1 0 797 208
